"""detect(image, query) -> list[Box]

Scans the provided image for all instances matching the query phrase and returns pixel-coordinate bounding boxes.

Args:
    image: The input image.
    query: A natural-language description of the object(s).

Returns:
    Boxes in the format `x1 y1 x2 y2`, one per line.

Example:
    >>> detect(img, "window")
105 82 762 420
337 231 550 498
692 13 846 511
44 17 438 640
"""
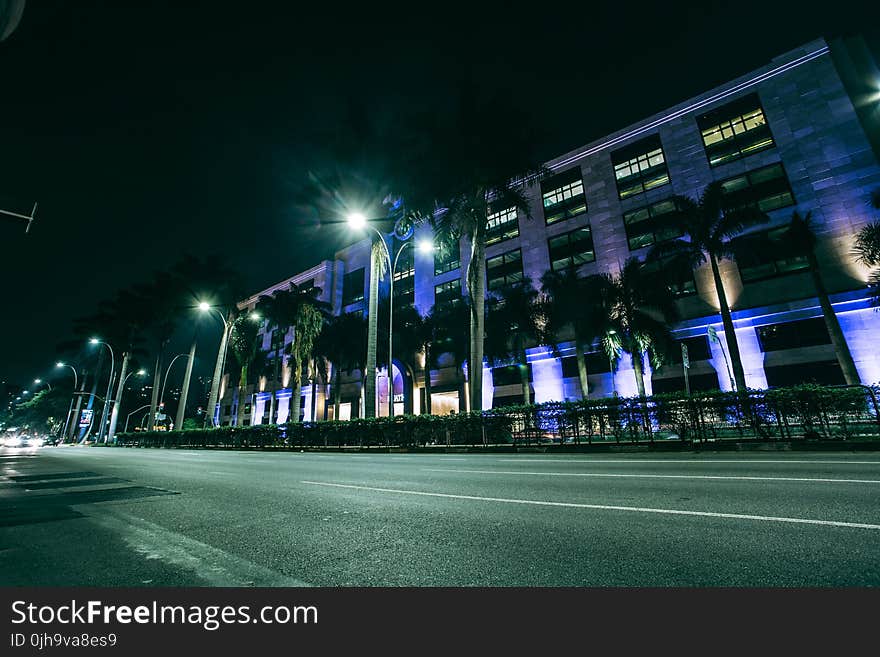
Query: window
392 238 415 306
667 336 712 364
342 268 365 306
623 198 684 250
611 134 670 199
486 205 520 245
541 167 587 225
698 93 775 167
757 318 831 353
561 353 612 376
548 226 595 272
719 163 795 213
641 257 697 297
764 361 845 387
486 249 524 290
735 226 809 282
434 244 460 275
492 364 532 386
434 279 461 307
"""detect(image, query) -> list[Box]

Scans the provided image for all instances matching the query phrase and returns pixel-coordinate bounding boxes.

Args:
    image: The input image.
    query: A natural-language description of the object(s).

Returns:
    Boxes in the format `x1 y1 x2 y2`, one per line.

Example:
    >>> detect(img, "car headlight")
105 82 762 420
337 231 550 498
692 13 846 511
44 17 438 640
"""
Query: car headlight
27 437 42 447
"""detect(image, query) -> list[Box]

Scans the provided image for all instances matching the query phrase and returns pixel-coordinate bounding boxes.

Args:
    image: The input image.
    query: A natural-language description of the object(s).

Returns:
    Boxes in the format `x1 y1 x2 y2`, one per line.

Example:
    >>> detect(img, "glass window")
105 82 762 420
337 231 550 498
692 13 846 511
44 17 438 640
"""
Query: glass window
735 226 809 283
623 198 683 250
342 268 365 306
667 336 712 363
757 318 831 353
697 93 775 167
486 205 520 245
541 167 587 225
486 248 524 290
434 279 461 308
548 226 595 272
611 134 670 200
641 256 697 297
719 163 795 213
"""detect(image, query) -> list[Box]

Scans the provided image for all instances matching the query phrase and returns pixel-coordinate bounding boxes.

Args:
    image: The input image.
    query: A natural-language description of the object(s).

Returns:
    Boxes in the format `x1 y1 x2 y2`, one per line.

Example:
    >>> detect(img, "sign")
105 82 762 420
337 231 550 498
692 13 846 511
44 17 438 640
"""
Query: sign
79 409 93 428
393 394 404 403
681 343 690 369
707 325 719 343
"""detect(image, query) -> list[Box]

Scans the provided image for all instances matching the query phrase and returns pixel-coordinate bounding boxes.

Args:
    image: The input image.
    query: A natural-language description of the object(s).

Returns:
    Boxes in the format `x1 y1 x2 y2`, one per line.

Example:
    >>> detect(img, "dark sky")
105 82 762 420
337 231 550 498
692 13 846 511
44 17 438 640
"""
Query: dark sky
1 0 878 387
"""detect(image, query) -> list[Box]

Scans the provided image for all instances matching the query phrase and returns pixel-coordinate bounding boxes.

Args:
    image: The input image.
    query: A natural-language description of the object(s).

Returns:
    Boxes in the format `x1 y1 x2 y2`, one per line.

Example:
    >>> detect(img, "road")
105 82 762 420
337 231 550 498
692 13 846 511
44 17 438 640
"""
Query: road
1 446 879 586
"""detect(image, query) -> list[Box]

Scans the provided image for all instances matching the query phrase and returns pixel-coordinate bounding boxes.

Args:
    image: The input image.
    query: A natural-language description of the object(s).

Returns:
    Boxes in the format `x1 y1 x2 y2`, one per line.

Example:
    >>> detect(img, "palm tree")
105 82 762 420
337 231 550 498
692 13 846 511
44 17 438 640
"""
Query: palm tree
228 311 261 426
314 313 368 420
257 283 326 423
288 304 325 424
404 86 548 412
484 280 544 405
648 181 769 392
773 211 860 384
854 189 880 307
602 258 678 398
540 269 614 399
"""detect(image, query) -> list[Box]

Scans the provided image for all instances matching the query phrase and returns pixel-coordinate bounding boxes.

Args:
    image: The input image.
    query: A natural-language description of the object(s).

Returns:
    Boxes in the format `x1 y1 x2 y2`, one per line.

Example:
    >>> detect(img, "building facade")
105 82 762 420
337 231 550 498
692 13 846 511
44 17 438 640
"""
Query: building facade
217 37 880 426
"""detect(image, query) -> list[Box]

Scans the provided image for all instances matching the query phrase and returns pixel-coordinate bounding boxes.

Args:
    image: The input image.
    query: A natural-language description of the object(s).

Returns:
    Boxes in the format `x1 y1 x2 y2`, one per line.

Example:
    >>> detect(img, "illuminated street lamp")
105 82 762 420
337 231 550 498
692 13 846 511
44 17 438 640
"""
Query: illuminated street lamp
347 211 433 417
55 362 79 441
89 338 115 442
34 378 51 391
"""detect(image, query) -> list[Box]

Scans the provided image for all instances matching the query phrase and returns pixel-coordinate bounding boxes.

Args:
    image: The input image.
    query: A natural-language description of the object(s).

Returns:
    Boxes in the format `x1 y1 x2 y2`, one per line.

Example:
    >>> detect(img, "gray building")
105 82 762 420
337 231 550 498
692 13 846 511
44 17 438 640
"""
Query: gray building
217 36 880 426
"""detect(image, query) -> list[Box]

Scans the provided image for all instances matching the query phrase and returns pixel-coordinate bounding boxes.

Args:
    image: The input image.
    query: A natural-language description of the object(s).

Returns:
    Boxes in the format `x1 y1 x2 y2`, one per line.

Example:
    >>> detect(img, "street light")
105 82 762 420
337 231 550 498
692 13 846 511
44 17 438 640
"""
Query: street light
89 338 115 442
111 369 147 438
34 378 51 391
55 362 79 442
160 353 190 411
347 211 433 417
200 302 231 428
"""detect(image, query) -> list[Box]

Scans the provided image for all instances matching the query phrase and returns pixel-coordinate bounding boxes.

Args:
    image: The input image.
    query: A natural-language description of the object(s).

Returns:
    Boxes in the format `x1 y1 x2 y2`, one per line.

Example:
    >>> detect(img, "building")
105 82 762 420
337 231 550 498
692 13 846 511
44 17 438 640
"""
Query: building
216 36 880 426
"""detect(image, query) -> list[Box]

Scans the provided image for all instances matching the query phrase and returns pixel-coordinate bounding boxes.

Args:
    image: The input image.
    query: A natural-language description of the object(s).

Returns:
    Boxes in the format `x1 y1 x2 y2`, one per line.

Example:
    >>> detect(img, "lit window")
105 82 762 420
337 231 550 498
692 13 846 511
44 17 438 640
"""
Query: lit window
611 135 670 200
434 244 460 276
434 279 462 307
548 226 595 272
623 198 684 250
719 163 795 213
697 93 775 167
486 249 524 290
485 206 520 245
541 167 587 225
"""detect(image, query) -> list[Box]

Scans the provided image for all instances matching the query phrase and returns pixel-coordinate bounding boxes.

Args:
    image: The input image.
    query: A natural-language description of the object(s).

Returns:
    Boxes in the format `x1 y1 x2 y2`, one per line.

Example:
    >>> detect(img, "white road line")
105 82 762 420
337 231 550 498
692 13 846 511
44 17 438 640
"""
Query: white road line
497 459 880 465
422 468 880 484
300 480 880 530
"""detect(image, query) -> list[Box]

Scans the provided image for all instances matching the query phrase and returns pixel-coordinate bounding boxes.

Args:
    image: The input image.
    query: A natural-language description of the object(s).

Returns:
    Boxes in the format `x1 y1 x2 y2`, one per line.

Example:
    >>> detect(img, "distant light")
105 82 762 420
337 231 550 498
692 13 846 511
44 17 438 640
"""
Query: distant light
198 301 210 311
56 362 64 368
347 212 367 230
34 379 41 384
89 338 99 344
22 391 29 395
251 313 261 321
417 239 435 254
137 369 147 376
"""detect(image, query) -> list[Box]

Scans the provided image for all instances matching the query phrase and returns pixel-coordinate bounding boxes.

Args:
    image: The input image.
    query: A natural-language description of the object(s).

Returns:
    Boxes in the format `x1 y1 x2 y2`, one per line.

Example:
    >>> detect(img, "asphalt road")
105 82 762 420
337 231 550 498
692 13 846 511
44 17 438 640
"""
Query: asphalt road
2 446 879 586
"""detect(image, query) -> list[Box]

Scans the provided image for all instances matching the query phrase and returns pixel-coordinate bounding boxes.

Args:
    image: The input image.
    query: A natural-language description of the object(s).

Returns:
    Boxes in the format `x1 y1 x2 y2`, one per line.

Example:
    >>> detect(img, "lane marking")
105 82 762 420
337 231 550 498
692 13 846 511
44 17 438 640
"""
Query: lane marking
497 459 880 465
300 480 880 530
422 468 880 484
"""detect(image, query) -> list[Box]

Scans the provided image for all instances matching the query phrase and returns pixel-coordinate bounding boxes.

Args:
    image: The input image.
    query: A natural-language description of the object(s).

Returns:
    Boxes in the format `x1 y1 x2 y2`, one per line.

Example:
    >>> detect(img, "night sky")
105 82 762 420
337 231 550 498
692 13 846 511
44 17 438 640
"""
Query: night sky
1 0 878 388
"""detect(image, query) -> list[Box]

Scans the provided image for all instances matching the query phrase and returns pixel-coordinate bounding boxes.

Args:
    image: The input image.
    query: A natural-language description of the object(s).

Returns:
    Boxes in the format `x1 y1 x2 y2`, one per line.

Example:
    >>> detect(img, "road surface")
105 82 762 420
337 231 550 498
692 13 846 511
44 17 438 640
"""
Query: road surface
2 446 879 586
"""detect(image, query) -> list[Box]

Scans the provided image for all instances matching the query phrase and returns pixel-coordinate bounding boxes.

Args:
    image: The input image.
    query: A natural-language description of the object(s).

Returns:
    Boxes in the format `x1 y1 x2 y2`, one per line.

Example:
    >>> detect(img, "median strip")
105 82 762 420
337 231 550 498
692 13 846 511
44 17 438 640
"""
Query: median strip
300 480 880 530
422 468 880 484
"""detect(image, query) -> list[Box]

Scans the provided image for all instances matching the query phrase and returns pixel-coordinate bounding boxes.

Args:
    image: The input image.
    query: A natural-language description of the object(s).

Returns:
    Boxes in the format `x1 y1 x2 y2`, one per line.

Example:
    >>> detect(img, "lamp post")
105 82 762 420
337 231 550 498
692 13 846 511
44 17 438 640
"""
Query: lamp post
33 378 51 392
55 362 78 442
200 302 231 428
89 338 115 443
160 353 191 413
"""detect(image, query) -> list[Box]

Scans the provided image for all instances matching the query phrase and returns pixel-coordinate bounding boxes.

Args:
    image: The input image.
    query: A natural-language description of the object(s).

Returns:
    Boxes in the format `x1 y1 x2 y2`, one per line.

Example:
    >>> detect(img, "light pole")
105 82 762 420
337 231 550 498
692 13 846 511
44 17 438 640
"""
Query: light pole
33 378 51 392
55 362 78 442
89 338 115 443
200 302 231 428
160 353 191 412
124 404 152 434
347 212 432 417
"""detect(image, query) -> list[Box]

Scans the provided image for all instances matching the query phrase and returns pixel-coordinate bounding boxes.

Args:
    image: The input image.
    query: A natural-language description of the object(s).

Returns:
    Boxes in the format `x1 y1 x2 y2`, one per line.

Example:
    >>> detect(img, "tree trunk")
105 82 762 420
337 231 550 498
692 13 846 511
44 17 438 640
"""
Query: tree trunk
269 348 280 424
310 359 318 422
467 233 486 412
365 239 381 418
147 350 163 431
423 345 432 415
808 251 860 384
575 342 590 400
519 359 530 406
290 355 304 424
710 254 747 392
631 350 647 398
206 317 231 427
107 351 130 442
333 368 342 421
175 336 197 431
237 364 249 426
